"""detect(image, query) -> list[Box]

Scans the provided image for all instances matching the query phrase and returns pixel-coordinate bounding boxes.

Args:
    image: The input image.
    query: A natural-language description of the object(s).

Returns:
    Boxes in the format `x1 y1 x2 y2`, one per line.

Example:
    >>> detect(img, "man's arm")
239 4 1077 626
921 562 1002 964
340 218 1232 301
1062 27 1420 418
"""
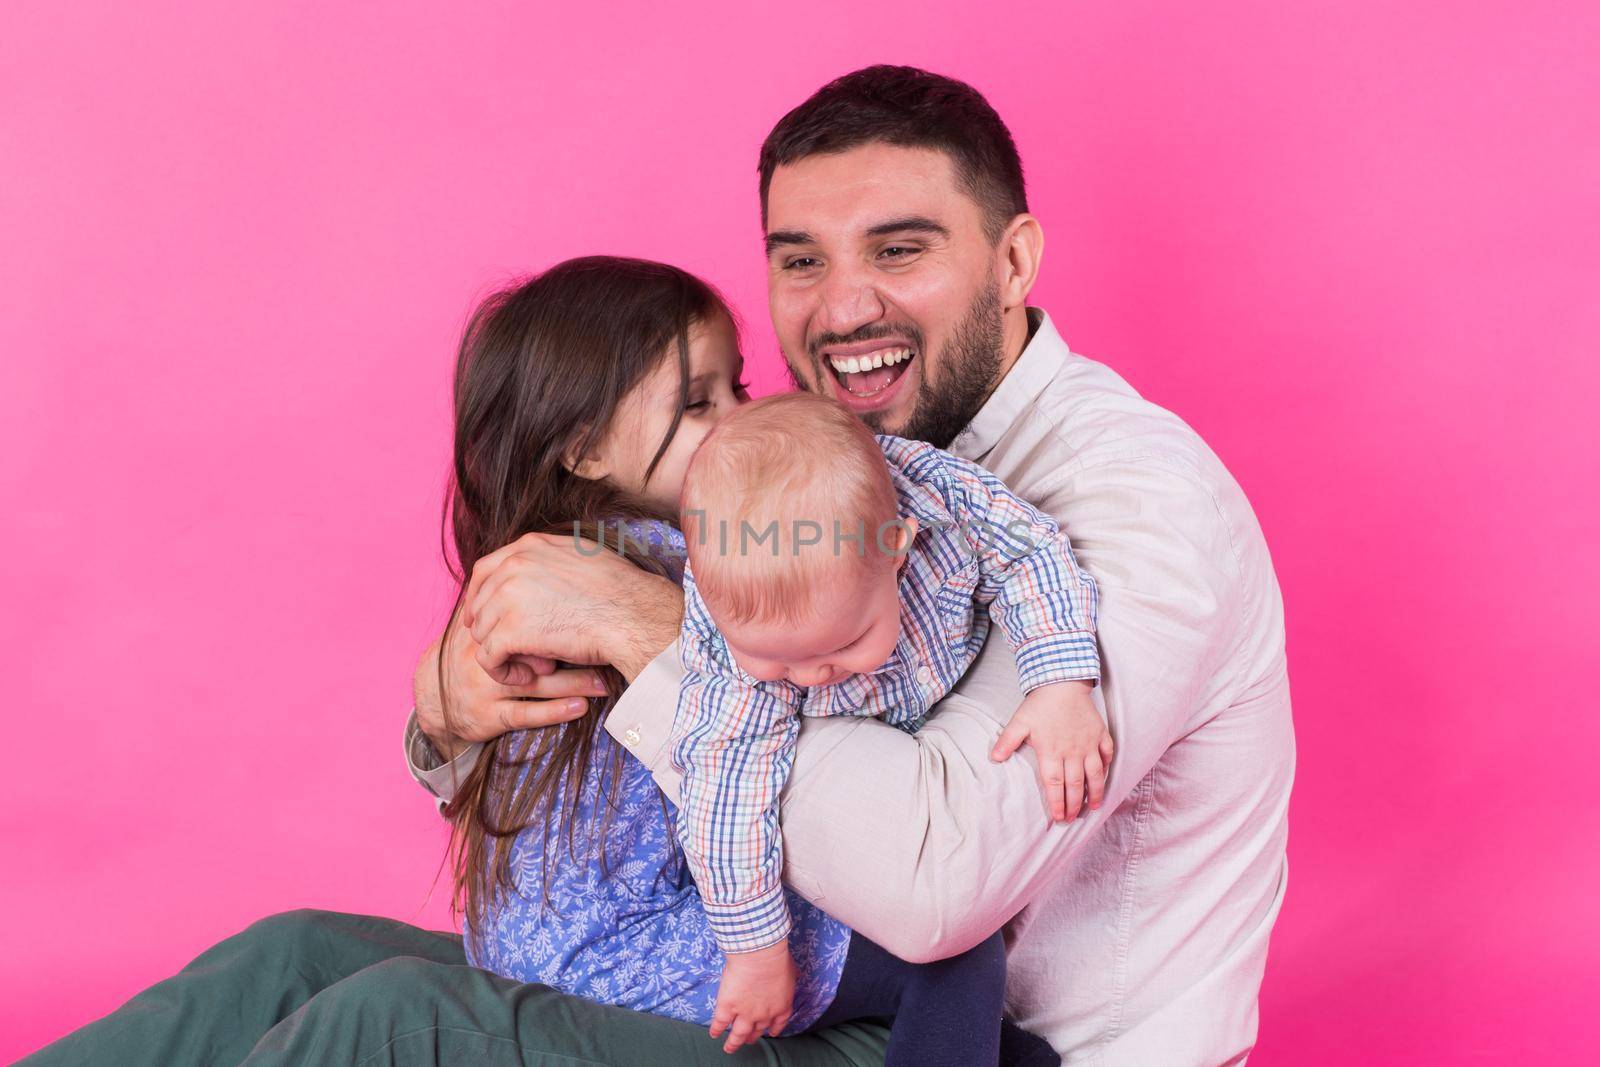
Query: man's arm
403 598 646 806
607 457 1245 960
403 535 680 809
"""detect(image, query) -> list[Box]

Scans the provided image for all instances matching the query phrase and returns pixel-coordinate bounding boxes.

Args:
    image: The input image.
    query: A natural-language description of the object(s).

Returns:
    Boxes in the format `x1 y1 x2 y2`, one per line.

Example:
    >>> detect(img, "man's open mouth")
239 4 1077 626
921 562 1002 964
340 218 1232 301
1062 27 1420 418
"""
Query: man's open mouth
826 344 917 400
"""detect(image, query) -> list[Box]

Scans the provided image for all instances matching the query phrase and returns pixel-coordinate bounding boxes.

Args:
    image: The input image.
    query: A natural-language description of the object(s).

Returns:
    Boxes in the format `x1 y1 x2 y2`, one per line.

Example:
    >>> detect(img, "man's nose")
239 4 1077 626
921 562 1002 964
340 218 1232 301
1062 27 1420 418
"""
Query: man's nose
818 262 885 339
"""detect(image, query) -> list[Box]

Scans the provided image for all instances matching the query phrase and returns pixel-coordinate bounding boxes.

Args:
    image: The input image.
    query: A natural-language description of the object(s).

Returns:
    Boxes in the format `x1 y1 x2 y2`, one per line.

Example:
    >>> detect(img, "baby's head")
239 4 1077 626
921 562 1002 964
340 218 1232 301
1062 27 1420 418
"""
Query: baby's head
680 392 914 688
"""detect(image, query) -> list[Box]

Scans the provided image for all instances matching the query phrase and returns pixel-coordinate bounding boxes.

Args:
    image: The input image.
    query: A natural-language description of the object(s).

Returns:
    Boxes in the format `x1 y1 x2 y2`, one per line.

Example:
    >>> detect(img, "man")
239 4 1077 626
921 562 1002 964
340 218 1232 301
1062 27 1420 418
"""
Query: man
421 65 1294 1063
27 67 1291 1067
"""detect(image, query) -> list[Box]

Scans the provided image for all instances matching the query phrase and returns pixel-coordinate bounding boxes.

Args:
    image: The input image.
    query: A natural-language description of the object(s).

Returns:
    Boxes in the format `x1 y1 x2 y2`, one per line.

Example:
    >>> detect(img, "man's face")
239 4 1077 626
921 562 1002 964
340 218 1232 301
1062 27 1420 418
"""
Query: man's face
765 143 1007 448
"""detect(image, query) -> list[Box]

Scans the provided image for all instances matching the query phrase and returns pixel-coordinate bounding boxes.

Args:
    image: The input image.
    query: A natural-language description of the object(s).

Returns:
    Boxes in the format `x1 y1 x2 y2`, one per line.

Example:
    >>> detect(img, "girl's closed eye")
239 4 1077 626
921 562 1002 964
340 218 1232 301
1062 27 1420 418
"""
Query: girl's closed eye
689 376 750 412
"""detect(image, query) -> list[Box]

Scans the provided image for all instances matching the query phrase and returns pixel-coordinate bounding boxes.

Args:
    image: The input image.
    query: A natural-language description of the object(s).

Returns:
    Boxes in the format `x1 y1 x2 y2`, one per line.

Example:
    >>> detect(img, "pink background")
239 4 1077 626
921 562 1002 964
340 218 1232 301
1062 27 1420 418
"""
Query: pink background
3 2 1596 1062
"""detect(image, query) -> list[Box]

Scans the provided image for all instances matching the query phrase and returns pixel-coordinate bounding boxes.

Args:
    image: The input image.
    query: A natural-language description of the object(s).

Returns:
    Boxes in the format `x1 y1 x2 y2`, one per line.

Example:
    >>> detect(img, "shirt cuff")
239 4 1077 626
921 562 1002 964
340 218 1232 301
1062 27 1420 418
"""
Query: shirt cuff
404 708 483 812
603 640 685 802
1013 630 1102 691
701 885 794 954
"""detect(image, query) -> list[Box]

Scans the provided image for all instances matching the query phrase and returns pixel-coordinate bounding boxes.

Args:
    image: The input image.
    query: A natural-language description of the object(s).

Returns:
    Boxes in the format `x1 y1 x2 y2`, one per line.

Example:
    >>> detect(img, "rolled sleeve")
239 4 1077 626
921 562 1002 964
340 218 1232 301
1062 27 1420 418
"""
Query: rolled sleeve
403 709 482 812
698 881 794 954
604 642 685 793
1010 624 1101 690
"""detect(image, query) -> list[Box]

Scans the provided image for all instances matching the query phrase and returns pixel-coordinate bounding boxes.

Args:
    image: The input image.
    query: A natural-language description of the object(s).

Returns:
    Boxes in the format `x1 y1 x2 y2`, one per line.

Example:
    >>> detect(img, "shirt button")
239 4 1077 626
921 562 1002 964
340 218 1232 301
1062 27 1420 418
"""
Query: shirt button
623 726 641 747
915 666 932 685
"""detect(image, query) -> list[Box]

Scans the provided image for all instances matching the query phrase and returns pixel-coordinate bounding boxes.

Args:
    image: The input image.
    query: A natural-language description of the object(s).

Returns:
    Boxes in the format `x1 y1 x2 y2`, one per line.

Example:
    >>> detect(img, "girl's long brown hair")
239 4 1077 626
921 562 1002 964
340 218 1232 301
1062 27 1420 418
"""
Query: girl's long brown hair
437 256 725 937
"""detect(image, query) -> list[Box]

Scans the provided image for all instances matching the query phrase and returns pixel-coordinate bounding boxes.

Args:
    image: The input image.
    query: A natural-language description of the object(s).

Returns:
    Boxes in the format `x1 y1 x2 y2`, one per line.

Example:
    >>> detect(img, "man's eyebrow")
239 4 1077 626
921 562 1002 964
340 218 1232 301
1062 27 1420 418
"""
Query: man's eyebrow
764 229 814 255
864 216 949 239
765 217 950 256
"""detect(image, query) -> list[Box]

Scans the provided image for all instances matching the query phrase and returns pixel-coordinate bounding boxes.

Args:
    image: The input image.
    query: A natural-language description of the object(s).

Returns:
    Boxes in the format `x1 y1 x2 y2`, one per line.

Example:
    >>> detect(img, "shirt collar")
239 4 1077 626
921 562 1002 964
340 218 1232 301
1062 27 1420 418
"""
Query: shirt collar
950 307 1069 463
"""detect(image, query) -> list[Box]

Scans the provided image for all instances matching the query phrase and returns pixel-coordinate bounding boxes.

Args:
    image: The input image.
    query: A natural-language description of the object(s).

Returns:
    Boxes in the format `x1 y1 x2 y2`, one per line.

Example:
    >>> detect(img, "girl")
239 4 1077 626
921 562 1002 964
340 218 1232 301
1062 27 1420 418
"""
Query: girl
439 255 852 1035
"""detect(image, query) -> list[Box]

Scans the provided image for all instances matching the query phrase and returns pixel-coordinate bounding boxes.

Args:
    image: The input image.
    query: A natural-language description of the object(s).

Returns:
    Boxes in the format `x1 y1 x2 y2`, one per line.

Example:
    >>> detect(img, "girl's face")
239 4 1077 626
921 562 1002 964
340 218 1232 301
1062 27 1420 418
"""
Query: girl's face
583 311 751 514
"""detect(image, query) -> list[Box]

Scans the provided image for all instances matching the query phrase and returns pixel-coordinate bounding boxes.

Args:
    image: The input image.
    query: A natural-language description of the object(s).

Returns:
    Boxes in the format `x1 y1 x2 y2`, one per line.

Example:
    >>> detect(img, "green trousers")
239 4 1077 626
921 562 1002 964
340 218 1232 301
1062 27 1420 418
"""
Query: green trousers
21 909 889 1066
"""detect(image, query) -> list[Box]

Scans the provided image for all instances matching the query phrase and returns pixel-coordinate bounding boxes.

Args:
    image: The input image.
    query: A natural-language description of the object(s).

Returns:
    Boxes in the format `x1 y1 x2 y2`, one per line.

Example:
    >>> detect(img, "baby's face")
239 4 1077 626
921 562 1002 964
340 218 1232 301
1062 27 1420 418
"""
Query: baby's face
722 564 903 689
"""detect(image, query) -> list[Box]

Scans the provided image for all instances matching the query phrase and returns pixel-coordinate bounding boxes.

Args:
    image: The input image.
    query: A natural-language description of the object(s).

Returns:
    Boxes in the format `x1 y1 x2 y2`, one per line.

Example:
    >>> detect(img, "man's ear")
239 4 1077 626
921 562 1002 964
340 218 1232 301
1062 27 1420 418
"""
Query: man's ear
997 214 1044 312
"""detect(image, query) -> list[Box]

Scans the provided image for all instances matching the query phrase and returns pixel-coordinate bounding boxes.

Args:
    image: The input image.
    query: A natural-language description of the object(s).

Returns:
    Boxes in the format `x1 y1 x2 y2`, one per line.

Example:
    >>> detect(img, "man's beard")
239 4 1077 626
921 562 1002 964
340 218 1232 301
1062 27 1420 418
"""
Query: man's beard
889 283 1004 448
786 283 1006 450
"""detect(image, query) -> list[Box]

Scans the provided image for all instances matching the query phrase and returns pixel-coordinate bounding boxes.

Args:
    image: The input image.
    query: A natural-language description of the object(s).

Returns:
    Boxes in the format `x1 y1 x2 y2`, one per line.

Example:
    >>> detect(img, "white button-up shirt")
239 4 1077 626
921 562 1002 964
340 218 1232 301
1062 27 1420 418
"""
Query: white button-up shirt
605 309 1294 1064
409 307 1294 1063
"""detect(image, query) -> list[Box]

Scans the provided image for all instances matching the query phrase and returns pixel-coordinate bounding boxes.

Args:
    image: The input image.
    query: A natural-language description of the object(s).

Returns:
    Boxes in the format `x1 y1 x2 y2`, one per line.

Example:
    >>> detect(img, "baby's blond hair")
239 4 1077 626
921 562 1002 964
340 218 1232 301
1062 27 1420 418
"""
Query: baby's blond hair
680 392 903 627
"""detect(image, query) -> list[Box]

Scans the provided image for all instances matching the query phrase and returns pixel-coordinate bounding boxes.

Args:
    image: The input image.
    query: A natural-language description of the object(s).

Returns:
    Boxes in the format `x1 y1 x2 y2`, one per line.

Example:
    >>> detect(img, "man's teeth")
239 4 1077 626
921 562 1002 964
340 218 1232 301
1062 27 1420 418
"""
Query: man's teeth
829 347 913 375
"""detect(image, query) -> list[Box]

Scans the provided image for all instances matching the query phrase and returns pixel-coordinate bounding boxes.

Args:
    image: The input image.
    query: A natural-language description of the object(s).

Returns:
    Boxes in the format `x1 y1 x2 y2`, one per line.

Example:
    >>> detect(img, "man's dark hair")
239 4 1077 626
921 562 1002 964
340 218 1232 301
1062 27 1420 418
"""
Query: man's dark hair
758 65 1028 244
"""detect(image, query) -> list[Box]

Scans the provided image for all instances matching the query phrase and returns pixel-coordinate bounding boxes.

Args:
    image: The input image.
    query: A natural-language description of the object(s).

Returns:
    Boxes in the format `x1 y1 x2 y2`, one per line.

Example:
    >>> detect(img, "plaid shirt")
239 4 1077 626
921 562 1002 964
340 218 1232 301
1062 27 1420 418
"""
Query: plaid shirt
670 435 1100 953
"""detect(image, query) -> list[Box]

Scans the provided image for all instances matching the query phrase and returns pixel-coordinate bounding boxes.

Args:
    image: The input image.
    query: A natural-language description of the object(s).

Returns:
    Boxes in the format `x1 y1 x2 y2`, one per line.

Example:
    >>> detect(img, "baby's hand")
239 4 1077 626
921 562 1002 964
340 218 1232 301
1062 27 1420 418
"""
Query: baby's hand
710 941 796 1054
990 680 1114 822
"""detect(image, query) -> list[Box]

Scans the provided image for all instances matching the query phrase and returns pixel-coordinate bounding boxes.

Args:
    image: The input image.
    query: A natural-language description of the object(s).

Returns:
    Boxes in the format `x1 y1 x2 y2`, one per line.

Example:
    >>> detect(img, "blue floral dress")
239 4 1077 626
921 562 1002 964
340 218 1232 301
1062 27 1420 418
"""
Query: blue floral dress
463 522 852 1032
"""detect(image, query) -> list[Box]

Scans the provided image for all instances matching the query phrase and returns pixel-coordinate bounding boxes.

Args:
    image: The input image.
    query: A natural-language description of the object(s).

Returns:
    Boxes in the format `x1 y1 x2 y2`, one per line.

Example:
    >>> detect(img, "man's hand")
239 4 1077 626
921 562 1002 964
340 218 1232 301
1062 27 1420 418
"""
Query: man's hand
462 531 684 685
709 941 796 1054
413 622 611 760
990 679 1114 822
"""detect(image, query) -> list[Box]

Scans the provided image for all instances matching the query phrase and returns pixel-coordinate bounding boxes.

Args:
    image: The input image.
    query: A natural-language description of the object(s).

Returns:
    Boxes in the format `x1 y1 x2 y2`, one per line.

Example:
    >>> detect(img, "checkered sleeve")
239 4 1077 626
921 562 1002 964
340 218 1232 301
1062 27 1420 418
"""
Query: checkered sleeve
669 563 803 954
935 449 1101 690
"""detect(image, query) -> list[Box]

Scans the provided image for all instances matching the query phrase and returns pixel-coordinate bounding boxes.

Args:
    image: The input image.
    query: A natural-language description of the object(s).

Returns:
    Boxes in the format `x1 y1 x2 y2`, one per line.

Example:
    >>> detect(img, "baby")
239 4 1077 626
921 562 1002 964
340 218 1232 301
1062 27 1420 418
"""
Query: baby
670 391 1112 1060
